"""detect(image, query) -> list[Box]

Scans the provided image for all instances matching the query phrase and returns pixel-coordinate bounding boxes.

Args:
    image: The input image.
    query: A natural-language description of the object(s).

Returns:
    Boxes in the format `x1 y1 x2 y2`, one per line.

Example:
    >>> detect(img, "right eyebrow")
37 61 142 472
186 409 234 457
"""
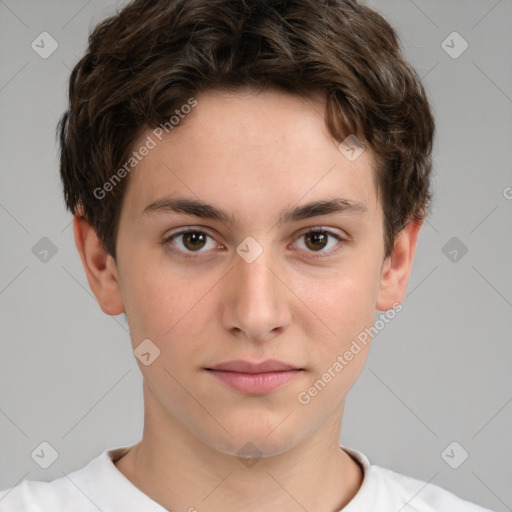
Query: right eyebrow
142 196 236 225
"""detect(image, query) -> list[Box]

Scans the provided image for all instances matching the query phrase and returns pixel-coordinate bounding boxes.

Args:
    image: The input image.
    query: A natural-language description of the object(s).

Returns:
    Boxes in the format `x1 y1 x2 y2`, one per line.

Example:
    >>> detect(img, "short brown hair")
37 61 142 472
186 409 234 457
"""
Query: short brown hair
58 0 435 261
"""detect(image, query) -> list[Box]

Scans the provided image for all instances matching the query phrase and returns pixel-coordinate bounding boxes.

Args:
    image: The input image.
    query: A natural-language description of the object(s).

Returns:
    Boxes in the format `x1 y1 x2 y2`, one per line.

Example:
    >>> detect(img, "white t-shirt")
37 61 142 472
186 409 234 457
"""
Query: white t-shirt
0 444 494 512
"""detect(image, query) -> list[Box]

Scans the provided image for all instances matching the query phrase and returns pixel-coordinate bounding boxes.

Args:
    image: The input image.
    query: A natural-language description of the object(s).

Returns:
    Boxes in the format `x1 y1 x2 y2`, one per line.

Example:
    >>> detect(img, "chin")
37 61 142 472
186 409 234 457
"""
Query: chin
201 423 301 460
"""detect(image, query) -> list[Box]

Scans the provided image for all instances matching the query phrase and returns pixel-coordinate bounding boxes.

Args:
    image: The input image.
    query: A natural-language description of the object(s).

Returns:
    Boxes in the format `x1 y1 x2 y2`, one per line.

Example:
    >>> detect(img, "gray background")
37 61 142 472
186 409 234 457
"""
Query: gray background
0 0 511 510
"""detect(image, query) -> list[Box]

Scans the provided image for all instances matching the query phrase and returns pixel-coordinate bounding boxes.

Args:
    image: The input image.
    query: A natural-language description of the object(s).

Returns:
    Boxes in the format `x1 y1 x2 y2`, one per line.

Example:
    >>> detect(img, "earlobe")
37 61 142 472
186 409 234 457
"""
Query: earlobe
72 213 125 316
375 219 423 311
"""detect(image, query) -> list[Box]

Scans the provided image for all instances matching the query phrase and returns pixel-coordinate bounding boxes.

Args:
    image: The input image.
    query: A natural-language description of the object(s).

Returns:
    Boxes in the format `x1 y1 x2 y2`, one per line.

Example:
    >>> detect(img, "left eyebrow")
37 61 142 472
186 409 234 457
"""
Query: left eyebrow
142 196 368 225
281 197 368 223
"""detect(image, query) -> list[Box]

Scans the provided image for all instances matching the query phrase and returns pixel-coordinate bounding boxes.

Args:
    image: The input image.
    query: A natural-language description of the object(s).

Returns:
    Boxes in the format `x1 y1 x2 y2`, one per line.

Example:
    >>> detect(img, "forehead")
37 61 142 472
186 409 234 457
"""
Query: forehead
121 88 381 224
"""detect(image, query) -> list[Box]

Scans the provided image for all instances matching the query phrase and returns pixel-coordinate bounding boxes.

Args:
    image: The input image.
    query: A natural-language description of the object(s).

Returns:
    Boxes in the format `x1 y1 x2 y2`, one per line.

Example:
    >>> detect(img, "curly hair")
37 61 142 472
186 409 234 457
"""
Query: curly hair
58 0 435 261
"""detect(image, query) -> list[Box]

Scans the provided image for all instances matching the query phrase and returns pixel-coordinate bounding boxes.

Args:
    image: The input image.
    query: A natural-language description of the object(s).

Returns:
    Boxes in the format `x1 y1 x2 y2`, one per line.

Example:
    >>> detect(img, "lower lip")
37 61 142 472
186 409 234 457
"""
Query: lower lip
206 369 302 394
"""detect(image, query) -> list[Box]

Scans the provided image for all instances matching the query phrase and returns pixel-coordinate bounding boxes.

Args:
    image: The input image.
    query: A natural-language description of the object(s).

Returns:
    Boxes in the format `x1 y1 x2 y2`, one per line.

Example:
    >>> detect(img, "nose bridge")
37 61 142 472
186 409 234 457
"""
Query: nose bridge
224 236 290 338
238 249 277 299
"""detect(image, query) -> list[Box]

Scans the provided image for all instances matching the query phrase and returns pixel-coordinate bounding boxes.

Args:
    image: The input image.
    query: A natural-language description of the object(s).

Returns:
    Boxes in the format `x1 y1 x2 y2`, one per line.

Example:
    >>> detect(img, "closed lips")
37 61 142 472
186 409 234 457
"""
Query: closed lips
205 359 304 373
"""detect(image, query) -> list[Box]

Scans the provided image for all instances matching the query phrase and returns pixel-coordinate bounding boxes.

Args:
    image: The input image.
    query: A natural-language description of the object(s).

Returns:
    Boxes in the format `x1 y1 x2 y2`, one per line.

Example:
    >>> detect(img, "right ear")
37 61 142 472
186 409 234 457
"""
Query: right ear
72 213 125 316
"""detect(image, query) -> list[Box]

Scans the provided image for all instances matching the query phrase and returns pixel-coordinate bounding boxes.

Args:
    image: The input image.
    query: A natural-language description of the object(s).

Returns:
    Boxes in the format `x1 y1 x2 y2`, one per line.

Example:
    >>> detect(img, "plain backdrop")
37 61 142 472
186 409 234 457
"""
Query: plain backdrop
0 1 511 510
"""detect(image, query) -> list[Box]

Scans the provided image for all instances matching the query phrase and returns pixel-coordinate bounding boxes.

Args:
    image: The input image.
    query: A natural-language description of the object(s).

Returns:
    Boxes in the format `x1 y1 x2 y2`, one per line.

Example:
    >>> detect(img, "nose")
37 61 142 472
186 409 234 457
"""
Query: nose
221 242 292 342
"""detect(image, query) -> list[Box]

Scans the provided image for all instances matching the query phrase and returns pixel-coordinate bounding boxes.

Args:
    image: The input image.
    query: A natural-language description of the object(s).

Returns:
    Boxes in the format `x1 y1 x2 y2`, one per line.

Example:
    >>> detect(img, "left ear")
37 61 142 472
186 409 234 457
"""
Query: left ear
376 218 423 311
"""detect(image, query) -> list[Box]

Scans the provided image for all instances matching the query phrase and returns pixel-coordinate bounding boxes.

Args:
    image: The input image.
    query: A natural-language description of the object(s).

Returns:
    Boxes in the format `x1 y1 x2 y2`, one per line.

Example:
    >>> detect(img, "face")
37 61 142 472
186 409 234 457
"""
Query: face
81 88 416 458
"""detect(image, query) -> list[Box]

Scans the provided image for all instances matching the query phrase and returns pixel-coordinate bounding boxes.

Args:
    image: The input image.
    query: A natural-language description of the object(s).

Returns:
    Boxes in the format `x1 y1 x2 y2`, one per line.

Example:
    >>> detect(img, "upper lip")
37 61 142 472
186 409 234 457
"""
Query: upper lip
206 359 302 373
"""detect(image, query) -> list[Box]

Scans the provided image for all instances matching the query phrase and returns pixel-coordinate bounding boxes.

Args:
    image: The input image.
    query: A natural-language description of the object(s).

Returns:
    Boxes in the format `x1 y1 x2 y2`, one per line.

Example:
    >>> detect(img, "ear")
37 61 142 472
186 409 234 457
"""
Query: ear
72 213 125 315
376 218 423 311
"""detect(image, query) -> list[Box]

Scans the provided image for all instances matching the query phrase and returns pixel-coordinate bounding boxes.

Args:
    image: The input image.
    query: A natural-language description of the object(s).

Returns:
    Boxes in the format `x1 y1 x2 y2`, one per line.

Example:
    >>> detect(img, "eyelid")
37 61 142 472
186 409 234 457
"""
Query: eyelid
294 225 348 240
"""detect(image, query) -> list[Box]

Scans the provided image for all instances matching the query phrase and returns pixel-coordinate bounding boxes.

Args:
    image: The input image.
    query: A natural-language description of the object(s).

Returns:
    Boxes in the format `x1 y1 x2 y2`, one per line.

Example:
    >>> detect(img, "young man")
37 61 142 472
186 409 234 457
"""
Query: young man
0 0 495 511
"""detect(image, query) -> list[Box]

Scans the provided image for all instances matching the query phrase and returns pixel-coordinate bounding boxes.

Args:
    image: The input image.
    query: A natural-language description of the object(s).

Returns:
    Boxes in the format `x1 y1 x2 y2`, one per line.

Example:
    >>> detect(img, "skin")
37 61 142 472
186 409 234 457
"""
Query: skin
73 88 422 512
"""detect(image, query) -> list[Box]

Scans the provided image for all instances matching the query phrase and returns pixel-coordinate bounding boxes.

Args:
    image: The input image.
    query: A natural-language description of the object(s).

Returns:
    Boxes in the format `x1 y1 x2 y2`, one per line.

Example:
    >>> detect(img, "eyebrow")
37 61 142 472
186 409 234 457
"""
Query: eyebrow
142 196 368 225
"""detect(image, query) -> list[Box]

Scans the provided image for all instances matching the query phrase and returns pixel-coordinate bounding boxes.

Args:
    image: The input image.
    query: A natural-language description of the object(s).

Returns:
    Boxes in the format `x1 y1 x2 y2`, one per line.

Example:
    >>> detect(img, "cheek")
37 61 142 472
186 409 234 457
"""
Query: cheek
293 271 378 407
123 266 220 366
120 262 182 347
295 260 380 343
289 257 381 397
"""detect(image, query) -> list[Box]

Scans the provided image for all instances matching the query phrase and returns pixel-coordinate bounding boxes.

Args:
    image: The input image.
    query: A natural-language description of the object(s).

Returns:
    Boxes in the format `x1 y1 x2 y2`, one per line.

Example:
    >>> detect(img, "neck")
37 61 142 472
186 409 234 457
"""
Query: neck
114 381 364 512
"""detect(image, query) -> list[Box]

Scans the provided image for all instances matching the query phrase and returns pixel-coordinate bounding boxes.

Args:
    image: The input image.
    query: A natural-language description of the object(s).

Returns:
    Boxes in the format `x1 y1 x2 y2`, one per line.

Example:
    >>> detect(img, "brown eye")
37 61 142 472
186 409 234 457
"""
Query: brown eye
304 231 329 251
294 229 344 256
164 229 218 254
181 231 207 251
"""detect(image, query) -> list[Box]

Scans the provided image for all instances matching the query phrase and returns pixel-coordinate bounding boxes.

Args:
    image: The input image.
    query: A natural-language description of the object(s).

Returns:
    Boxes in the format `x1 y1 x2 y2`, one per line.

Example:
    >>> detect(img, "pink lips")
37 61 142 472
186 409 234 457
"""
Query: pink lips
205 359 304 394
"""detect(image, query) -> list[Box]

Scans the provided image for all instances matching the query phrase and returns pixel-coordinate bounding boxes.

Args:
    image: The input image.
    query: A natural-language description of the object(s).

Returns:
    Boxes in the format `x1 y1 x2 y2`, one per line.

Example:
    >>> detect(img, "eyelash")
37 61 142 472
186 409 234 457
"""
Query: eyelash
161 227 346 259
